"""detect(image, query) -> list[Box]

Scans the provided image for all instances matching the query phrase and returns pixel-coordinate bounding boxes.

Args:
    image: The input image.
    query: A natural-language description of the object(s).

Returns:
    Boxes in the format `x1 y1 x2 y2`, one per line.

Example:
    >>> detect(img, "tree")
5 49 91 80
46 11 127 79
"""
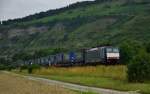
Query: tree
119 40 143 64
127 50 150 82
119 42 135 64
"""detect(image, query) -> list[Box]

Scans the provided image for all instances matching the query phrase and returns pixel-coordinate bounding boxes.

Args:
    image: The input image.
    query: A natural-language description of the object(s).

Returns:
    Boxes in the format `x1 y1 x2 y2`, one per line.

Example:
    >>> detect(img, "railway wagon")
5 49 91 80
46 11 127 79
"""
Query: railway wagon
71 51 84 65
39 57 48 66
48 55 55 65
67 52 83 63
51 51 83 66
52 53 64 66
55 52 77 66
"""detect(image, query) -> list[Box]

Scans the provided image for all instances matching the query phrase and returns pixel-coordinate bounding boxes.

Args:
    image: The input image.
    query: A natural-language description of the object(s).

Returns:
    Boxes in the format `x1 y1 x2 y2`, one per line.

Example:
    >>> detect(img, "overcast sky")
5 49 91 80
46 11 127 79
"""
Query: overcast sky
0 0 93 21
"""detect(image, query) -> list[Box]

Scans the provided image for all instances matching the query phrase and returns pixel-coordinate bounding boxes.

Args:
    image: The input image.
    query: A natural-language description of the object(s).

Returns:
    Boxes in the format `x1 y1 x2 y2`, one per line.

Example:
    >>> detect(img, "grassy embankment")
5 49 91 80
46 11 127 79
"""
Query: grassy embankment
0 72 97 94
15 65 150 94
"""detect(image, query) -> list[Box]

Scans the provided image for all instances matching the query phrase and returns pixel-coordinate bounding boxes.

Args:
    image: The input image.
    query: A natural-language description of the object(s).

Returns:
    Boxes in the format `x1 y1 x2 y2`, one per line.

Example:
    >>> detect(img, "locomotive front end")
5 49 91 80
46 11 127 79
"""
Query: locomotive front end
106 47 120 63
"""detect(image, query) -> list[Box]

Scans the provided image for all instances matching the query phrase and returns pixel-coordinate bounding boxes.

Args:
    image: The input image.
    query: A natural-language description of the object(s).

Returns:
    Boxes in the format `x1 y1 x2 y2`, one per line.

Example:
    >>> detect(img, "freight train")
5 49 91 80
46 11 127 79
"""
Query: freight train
23 46 120 67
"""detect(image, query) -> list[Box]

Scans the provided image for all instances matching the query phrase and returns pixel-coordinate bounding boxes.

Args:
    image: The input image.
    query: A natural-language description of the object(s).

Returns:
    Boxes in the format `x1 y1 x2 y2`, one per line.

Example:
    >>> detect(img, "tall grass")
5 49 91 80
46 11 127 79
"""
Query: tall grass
33 65 127 80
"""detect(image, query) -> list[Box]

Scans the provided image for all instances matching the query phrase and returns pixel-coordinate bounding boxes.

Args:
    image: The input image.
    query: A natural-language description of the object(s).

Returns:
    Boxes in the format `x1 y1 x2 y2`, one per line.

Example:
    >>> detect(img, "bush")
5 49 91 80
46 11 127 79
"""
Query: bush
19 65 28 72
7 66 13 71
127 50 150 82
27 64 40 74
0 65 6 70
28 66 33 74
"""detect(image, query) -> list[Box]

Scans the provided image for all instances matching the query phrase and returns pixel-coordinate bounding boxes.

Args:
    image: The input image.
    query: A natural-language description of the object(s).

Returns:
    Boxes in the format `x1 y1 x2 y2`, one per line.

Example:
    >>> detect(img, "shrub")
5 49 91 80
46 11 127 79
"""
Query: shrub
27 64 40 74
28 66 33 74
127 50 150 82
0 65 6 70
7 66 13 71
20 65 28 72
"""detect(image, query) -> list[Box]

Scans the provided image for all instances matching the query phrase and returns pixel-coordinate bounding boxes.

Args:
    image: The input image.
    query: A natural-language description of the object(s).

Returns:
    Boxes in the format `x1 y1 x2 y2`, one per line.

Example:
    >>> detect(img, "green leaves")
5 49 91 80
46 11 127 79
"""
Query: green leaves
127 50 150 82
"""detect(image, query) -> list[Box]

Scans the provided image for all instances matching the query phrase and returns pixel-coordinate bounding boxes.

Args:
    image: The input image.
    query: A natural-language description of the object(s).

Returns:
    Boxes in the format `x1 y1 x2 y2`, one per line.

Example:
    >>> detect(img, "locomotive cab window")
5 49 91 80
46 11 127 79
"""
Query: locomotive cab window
113 48 119 53
106 48 119 53
106 48 113 53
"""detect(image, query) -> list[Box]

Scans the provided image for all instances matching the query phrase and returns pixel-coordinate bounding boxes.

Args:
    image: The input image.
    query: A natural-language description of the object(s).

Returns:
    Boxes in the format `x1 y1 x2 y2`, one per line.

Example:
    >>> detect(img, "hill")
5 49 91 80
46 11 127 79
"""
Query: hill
0 0 150 57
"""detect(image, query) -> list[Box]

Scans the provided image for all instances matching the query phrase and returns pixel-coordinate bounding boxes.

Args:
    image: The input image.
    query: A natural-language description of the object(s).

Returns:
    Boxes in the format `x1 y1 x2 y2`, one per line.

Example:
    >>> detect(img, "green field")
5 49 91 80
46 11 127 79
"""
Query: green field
15 65 150 94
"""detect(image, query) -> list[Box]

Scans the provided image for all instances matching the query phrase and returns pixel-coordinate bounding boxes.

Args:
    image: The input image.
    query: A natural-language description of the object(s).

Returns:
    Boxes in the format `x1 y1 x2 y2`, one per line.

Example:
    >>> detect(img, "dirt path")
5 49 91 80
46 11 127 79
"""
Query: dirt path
3 71 140 94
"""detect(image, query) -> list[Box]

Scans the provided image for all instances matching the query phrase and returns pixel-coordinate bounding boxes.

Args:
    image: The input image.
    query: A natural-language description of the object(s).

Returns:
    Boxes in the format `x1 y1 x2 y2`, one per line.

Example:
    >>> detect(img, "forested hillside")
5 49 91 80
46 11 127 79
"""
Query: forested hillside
0 0 150 60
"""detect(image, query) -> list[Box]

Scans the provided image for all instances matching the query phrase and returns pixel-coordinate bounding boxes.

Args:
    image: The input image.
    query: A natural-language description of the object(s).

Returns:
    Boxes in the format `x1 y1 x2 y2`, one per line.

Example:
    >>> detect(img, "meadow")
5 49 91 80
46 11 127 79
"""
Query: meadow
0 72 96 94
16 65 150 94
